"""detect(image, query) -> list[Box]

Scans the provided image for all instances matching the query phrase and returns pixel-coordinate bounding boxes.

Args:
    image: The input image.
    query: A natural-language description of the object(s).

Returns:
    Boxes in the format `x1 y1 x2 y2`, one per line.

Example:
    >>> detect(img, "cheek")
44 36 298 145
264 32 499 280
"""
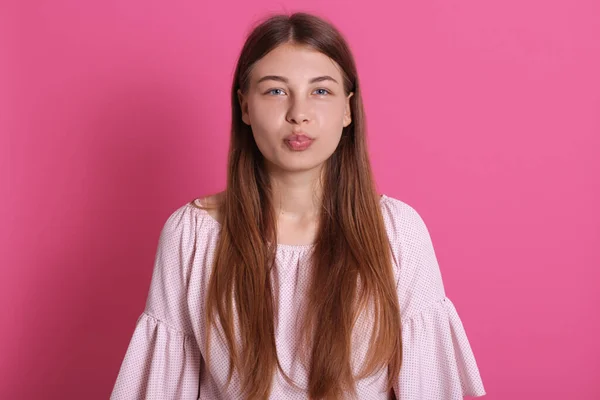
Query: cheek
248 102 285 133
315 102 346 129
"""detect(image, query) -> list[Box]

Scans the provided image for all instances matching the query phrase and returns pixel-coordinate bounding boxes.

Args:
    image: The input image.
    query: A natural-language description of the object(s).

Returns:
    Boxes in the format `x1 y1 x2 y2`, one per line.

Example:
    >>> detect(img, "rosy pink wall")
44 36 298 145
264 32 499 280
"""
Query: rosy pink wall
2 0 599 399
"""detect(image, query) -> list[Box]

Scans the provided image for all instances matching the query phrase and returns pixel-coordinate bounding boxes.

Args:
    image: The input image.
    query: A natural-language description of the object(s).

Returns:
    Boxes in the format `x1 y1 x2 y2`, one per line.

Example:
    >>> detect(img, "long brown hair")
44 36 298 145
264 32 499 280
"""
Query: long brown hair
202 12 402 399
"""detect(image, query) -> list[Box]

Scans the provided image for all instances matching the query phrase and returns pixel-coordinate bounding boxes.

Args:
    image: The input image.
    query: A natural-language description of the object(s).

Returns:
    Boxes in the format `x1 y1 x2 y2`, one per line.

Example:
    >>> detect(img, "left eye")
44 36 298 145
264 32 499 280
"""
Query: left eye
314 89 330 95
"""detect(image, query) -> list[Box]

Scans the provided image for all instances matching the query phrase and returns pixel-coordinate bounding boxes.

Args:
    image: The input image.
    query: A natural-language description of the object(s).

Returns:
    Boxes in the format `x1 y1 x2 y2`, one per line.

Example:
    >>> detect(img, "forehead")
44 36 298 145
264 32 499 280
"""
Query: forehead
251 43 344 83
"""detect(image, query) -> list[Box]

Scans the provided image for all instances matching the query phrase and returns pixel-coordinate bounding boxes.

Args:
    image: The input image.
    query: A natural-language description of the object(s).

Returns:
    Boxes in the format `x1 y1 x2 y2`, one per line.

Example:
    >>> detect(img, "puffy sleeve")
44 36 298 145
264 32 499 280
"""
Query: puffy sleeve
390 202 486 399
111 205 202 400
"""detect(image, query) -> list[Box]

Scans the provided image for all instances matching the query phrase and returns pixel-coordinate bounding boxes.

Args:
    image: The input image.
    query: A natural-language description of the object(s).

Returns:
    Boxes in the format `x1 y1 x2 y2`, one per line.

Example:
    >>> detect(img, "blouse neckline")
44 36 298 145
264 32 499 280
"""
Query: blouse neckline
190 194 388 251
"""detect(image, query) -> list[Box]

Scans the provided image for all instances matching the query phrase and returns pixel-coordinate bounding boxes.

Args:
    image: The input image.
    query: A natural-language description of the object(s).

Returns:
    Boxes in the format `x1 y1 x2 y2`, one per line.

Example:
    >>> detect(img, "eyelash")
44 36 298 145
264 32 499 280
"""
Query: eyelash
266 88 331 96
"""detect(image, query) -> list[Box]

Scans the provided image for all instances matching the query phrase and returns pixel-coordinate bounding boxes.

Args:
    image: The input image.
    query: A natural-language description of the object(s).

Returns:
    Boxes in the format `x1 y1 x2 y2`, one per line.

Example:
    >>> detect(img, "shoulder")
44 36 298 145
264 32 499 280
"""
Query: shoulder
380 195 446 317
380 194 432 246
148 194 223 301
159 191 224 245
189 190 225 225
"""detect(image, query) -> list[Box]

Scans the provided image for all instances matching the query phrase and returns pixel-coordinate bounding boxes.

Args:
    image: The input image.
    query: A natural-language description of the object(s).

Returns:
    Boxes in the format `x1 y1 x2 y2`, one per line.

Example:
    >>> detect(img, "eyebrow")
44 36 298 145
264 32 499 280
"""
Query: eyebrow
256 75 339 85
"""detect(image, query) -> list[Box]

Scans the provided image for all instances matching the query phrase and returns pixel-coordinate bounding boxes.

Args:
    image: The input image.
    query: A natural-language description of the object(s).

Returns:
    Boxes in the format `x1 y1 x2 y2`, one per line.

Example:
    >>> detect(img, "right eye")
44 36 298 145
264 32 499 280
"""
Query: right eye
266 88 286 96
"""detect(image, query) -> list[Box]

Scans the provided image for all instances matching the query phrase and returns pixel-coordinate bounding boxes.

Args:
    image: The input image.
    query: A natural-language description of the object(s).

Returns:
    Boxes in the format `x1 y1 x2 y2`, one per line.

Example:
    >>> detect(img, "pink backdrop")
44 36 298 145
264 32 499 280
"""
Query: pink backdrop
2 0 599 399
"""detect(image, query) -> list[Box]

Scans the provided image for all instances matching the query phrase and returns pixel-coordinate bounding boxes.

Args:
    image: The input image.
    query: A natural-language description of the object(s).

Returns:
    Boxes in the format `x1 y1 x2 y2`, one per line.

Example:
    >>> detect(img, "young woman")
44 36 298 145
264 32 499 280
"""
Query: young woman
111 12 485 400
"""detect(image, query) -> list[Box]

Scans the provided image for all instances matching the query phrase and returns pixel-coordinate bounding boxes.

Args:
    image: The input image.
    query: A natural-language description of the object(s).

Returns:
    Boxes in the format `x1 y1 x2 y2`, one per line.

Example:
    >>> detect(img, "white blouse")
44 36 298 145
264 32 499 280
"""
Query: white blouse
111 194 486 399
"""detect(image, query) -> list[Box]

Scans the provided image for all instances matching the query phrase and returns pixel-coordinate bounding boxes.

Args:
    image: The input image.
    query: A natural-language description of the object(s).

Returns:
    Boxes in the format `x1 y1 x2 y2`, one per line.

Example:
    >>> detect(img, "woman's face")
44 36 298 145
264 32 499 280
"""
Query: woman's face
238 43 353 174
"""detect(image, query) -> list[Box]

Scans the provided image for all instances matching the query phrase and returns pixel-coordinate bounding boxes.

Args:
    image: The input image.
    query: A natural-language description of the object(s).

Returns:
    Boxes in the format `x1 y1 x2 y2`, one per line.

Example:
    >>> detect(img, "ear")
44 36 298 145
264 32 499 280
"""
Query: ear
237 88 251 126
343 92 354 127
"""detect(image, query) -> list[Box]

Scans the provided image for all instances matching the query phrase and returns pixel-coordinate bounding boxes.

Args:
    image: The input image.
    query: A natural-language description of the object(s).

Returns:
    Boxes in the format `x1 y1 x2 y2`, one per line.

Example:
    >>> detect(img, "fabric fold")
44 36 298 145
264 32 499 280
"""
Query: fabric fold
111 313 201 400
395 297 486 399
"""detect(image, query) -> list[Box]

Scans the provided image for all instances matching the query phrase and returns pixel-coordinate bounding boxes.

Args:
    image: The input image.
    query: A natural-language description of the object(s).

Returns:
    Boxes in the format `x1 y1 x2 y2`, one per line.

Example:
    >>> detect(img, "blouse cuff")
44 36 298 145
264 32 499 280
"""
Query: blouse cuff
111 313 201 400
396 297 486 399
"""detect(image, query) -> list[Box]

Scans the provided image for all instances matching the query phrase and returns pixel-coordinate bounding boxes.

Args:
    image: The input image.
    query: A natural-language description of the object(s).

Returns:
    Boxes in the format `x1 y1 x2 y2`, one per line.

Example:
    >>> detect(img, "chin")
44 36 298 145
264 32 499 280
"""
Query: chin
273 159 325 173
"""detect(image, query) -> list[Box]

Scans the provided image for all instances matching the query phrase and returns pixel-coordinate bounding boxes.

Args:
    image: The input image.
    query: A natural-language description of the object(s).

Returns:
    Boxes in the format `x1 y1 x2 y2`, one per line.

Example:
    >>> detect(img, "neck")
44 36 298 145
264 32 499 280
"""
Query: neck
268 165 323 222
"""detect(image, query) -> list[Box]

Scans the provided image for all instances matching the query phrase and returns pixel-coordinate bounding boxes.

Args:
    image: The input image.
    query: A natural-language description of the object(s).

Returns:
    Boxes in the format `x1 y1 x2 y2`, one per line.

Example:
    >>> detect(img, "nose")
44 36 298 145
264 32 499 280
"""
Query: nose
286 96 311 125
